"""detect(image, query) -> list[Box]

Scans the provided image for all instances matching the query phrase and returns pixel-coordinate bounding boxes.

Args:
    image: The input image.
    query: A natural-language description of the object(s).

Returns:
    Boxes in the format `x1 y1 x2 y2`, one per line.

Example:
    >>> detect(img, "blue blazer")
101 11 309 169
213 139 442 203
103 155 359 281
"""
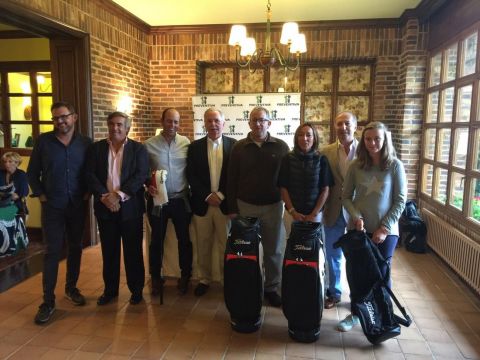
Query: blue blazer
186 135 237 216
86 139 149 221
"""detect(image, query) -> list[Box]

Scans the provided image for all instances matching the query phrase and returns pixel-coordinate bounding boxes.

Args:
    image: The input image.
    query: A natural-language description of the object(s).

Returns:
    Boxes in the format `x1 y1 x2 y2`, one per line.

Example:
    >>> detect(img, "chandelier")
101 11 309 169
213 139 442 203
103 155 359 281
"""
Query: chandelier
228 0 307 73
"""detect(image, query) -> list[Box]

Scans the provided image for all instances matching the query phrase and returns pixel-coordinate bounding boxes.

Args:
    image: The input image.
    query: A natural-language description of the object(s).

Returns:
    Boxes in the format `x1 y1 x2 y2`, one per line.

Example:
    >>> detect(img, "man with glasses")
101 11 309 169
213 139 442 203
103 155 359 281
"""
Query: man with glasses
28 101 92 324
226 106 289 307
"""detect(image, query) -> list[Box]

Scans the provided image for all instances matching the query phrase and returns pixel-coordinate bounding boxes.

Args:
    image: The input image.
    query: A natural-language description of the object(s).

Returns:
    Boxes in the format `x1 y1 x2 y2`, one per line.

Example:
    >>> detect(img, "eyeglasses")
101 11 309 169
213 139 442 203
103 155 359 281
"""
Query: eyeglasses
250 119 269 125
51 113 74 122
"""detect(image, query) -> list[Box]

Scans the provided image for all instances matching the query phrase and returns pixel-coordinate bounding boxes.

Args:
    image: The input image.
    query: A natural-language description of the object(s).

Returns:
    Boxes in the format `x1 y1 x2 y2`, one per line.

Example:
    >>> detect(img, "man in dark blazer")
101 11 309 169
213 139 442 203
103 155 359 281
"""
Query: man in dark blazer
86 111 149 306
187 108 237 296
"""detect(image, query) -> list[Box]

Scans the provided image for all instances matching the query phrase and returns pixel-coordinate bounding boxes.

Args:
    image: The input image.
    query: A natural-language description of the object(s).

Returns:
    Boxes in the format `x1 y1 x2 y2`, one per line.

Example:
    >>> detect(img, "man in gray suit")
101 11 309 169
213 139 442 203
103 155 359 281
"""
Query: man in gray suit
320 112 358 309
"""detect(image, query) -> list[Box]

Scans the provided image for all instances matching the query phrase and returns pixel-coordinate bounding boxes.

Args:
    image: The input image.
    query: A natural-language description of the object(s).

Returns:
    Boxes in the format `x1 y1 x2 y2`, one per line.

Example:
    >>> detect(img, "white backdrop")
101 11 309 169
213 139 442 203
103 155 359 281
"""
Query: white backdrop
192 93 301 148
155 93 301 281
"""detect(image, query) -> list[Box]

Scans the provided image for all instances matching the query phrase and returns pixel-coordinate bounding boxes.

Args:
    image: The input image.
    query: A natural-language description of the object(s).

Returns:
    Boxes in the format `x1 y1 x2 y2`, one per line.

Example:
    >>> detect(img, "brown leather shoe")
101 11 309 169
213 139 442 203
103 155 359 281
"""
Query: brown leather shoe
324 297 340 309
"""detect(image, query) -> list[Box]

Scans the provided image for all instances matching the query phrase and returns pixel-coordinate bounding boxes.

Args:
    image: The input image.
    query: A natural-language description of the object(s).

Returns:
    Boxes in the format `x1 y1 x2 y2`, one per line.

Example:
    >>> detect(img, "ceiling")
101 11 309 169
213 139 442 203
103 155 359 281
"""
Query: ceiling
111 0 422 26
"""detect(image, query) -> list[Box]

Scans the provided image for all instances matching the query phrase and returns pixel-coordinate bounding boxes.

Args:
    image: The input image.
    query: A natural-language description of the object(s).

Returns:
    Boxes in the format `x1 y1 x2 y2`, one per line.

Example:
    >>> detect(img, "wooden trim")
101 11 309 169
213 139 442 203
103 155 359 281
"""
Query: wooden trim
400 0 448 24
0 30 40 39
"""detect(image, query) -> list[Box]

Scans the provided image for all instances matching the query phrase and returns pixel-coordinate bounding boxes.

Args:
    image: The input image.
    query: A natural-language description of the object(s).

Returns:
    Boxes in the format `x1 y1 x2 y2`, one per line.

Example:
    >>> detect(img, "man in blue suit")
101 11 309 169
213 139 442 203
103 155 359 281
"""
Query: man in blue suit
187 108 237 296
86 111 149 306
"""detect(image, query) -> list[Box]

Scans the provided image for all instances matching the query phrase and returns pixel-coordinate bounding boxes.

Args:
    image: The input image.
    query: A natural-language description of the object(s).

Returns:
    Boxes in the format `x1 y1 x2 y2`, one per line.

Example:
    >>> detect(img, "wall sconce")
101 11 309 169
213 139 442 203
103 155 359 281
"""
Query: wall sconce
117 95 133 114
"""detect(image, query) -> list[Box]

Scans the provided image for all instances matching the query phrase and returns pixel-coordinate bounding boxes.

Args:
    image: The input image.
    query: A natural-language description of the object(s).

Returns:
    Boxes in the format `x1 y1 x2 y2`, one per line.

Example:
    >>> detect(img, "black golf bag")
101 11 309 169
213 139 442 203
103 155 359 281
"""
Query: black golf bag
399 201 427 253
282 222 325 343
334 230 411 344
224 216 263 333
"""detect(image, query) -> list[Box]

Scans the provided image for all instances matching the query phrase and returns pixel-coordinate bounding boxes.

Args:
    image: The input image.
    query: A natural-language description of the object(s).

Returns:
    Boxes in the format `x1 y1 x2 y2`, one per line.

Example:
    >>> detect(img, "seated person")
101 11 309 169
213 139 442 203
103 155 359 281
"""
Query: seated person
0 152 29 218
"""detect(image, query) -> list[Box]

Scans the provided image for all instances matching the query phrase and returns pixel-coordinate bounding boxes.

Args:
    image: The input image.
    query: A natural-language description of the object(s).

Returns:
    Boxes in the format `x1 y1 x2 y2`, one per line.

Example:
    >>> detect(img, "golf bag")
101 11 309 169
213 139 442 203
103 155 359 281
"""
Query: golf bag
282 221 325 343
399 201 427 253
224 216 263 333
334 230 411 344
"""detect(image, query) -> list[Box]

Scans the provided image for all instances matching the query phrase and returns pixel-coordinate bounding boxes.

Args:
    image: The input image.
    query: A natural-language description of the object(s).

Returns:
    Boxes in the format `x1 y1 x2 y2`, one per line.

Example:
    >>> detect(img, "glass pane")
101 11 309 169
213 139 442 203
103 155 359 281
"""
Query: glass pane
9 97 32 121
449 172 465 210
0 123 4 148
306 68 333 92
304 96 331 122
7 72 31 93
445 44 458 82
312 123 330 148
270 67 299 92
238 68 264 93
462 32 477 76
453 128 469 168
37 72 52 93
338 65 370 91
421 164 433 196
39 123 54 134
38 96 53 121
426 91 439 123
424 128 436 160
473 129 480 171
437 128 451 163
11 124 32 149
433 167 448 204
204 68 233 93
337 96 369 122
457 85 472 122
430 53 442 86
441 87 454 122
471 179 480 222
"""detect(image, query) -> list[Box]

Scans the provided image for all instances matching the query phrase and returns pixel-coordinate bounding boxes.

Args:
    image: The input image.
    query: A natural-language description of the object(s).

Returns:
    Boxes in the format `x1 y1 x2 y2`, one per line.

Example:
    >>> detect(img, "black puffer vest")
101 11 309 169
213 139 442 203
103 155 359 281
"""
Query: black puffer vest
286 149 324 215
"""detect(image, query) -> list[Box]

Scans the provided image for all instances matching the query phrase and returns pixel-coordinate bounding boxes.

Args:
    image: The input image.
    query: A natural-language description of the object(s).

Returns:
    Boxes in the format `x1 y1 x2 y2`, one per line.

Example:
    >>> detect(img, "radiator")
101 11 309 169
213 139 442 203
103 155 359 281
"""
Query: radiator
422 208 480 295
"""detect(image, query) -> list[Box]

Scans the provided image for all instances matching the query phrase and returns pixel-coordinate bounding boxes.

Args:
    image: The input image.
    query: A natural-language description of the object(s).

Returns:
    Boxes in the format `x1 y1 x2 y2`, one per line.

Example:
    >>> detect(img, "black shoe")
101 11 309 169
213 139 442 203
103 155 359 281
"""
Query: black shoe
151 277 165 296
177 276 190 295
264 291 282 307
97 294 117 306
34 303 55 324
65 288 86 306
129 293 143 305
194 283 209 297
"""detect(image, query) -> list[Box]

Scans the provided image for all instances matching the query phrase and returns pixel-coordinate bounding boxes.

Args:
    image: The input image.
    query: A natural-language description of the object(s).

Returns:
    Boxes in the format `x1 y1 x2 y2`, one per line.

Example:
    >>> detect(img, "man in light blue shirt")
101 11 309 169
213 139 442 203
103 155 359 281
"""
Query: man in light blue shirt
145 108 192 296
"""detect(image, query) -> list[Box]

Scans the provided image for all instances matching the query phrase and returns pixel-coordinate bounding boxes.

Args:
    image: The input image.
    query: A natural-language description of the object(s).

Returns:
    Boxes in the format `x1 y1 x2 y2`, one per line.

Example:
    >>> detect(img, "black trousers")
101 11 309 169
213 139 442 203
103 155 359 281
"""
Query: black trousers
97 215 145 297
148 198 192 279
41 201 86 304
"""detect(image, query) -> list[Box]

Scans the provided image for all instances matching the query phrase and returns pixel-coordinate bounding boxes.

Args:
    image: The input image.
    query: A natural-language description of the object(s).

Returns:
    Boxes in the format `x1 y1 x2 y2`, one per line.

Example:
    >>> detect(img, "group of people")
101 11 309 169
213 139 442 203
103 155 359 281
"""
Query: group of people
25 101 406 333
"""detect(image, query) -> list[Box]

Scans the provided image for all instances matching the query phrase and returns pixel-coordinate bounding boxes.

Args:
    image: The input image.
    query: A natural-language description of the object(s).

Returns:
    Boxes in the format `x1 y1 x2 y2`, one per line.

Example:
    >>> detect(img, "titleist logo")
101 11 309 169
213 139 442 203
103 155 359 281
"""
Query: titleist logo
294 244 312 251
234 239 251 245
364 301 376 325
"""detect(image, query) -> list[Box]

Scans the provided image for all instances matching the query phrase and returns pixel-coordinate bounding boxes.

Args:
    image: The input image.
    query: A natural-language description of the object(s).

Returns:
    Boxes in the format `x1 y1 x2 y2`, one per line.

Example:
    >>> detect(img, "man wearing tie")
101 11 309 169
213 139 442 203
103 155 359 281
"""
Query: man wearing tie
187 108 237 296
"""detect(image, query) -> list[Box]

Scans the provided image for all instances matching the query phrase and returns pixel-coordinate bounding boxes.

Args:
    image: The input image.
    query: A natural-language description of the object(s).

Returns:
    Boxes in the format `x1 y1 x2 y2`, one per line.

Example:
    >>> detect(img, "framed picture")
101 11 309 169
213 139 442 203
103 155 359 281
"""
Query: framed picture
12 133 20 147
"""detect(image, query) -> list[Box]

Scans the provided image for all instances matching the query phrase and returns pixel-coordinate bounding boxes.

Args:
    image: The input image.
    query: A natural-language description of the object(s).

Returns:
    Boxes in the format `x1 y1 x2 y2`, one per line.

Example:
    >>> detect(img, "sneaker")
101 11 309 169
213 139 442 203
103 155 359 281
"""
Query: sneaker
324 297 340 309
337 314 360 332
34 303 55 324
264 291 282 307
65 288 86 306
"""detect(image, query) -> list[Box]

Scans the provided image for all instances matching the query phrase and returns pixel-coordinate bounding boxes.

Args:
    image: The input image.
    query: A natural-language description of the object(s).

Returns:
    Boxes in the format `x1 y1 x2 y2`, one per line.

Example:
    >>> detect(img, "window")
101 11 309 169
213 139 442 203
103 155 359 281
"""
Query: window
200 62 374 146
0 62 53 151
421 27 480 224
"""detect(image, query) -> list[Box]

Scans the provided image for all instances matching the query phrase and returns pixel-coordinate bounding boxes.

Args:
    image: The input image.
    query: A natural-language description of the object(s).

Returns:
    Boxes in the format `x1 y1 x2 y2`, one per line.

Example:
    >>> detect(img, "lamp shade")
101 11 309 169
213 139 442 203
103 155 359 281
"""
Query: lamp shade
290 33 307 54
229 25 247 46
240 37 256 56
280 22 299 45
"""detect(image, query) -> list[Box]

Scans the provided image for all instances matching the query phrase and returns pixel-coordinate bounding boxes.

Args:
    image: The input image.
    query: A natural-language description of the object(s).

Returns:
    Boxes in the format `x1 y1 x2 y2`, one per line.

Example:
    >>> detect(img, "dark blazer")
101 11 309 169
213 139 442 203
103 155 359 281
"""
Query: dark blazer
187 135 237 216
86 139 149 221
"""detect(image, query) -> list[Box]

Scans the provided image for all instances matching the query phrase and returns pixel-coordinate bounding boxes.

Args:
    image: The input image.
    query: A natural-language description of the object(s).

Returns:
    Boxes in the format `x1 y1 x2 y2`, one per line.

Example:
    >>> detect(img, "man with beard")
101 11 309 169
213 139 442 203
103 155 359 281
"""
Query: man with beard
28 101 92 324
226 106 289 307
187 108 236 296
320 111 358 309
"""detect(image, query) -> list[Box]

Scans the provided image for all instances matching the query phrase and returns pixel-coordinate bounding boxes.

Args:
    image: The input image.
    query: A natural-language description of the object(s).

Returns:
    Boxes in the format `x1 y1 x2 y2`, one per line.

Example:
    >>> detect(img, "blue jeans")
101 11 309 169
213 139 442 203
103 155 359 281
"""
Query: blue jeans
376 234 399 289
323 214 346 300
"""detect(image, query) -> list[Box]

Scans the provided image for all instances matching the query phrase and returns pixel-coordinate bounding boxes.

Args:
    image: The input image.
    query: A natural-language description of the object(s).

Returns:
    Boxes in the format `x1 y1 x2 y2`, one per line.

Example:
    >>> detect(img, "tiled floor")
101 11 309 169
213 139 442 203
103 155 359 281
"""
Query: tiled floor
0 245 479 360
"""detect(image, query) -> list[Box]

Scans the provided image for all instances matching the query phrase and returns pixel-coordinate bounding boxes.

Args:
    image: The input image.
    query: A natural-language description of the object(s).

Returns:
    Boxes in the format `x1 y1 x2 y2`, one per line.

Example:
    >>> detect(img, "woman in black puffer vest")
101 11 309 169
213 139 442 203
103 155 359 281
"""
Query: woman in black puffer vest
278 123 334 235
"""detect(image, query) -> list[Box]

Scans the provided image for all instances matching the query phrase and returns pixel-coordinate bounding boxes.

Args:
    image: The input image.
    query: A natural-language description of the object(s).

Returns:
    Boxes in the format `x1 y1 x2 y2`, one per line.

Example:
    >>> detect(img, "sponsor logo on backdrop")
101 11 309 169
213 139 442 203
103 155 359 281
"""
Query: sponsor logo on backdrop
222 95 243 107
201 96 207 105
277 124 295 136
228 125 243 135
270 110 285 121
194 118 203 122
276 94 300 106
193 96 216 108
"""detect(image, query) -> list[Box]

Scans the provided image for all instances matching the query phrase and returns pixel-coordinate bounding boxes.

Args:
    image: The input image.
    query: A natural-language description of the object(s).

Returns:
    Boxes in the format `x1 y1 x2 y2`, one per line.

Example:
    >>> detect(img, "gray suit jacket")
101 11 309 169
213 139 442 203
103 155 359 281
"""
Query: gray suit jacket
320 139 357 227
